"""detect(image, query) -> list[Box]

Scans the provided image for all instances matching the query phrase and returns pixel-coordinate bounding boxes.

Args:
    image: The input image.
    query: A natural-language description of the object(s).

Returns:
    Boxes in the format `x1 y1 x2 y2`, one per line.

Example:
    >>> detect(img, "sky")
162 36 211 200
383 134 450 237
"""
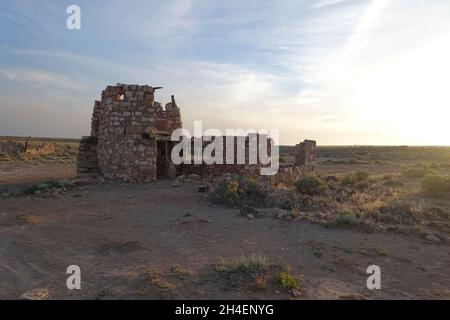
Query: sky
0 0 449 145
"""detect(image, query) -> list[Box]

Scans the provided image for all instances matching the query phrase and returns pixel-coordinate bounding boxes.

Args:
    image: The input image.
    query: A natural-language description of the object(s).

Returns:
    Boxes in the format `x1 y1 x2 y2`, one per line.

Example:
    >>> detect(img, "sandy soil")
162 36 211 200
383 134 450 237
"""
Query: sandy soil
0 162 76 192
1 165 449 299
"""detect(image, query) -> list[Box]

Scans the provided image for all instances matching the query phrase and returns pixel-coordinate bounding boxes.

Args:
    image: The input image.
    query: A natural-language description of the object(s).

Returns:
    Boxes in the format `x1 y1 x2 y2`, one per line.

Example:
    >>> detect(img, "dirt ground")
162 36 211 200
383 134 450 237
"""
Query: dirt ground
0 161 449 300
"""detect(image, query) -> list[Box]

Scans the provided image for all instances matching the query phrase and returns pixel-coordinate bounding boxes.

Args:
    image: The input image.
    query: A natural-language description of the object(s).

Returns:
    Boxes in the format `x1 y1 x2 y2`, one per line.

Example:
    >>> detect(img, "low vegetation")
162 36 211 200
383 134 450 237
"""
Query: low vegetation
294 175 328 196
215 255 302 294
277 266 300 291
23 180 71 195
421 175 450 198
326 211 360 228
402 165 437 178
216 255 270 290
341 171 369 186
210 176 267 208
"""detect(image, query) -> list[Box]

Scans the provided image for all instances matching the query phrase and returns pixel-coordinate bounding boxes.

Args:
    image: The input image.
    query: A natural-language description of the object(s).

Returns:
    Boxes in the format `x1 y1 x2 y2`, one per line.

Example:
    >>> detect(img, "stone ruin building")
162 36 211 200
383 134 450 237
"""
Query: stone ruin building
77 84 181 182
77 83 316 182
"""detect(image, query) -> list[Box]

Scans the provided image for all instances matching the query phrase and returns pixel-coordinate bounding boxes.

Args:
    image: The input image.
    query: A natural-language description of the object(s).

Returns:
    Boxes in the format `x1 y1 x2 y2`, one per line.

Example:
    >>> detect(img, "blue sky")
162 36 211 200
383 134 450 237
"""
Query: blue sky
1 0 449 145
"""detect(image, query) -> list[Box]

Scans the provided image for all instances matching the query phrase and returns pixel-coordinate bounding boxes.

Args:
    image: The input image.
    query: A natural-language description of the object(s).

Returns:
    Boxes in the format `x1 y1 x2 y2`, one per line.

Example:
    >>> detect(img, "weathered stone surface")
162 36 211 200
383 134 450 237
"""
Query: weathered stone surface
424 233 441 242
294 139 316 167
76 84 182 182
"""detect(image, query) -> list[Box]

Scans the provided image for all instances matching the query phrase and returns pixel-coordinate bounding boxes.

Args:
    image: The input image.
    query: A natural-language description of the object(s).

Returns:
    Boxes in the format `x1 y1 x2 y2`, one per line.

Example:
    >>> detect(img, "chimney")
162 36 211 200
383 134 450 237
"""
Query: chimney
171 95 176 106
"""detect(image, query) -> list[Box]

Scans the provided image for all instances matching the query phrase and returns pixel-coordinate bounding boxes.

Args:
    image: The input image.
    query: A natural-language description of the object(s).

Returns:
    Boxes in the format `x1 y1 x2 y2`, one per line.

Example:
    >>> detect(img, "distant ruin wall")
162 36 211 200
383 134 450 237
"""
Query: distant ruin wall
294 140 316 167
0 140 26 158
0 140 57 159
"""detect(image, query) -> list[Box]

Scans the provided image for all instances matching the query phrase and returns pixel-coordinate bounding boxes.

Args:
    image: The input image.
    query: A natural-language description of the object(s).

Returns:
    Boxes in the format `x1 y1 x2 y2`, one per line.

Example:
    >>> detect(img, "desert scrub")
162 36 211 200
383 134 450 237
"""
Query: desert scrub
210 176 267 208
23 180 70 195
421 175 450 198
402 165 436 178
326 211 360 228
216 255 269 290
341 171 369 186
382 175 404 187
277 268 299 291
294 175 329 196
216 254 269 274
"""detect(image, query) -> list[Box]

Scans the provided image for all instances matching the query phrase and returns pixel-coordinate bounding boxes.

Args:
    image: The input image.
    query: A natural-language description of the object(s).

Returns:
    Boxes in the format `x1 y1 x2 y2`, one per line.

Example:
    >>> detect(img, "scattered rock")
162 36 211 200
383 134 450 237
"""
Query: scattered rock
424 233 441 243
19 288 49 300
247 214 254 219
271 208 290 219
172 179 181 188
291 289 302 297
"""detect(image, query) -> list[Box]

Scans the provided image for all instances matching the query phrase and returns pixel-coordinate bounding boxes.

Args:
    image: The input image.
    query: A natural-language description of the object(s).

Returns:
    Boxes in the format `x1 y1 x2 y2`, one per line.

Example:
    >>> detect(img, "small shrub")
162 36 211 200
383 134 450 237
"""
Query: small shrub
341 171 369 186
169 265 192 279
23 184 41 195
22 180 68 195
294 175 328 196
326 211 360 228
355 181 370 191
421 175 450 198
251 274 268 291
216 255 269 289
216 255 269 274
355 171 369 181
402 166 436 178
277 270 299 290
210 176 267 208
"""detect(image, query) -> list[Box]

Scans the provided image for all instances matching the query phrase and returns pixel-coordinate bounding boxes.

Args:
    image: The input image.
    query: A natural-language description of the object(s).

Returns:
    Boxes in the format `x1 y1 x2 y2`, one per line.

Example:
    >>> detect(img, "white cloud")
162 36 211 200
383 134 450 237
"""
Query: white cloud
314 0 354 9
0 68 89 91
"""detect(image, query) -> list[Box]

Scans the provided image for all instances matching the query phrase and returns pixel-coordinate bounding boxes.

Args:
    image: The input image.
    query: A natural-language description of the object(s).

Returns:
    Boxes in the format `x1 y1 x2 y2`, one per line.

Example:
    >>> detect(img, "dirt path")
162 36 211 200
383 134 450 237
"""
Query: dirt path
0 180 449 299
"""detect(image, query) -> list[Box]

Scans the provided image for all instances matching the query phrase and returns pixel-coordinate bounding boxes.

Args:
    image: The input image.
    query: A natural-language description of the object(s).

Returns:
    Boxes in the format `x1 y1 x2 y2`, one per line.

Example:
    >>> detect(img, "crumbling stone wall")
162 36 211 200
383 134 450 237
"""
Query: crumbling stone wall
0 140 57 159
77 84 182 182
77 136 99 176
178 135 272 177
294 140 316 167
0 140 26 158
25 143 55 156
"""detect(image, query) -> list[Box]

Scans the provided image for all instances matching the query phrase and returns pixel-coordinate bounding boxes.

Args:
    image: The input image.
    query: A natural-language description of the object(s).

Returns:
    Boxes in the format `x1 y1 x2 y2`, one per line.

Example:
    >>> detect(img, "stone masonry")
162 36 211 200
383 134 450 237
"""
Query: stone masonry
77 84 182 182
294 139 316 167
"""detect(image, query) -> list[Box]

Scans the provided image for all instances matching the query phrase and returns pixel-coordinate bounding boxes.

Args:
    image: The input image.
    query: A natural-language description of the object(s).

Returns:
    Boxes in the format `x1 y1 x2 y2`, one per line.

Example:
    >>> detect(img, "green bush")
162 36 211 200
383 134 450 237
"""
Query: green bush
277 271 299 290
355 171 369 181
421 175 450 198
402 166 436 178
216 255 269 274
210 176 267 208
326 211 360 228
341 171 369 186
23 180 68 195
294 175 328 196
